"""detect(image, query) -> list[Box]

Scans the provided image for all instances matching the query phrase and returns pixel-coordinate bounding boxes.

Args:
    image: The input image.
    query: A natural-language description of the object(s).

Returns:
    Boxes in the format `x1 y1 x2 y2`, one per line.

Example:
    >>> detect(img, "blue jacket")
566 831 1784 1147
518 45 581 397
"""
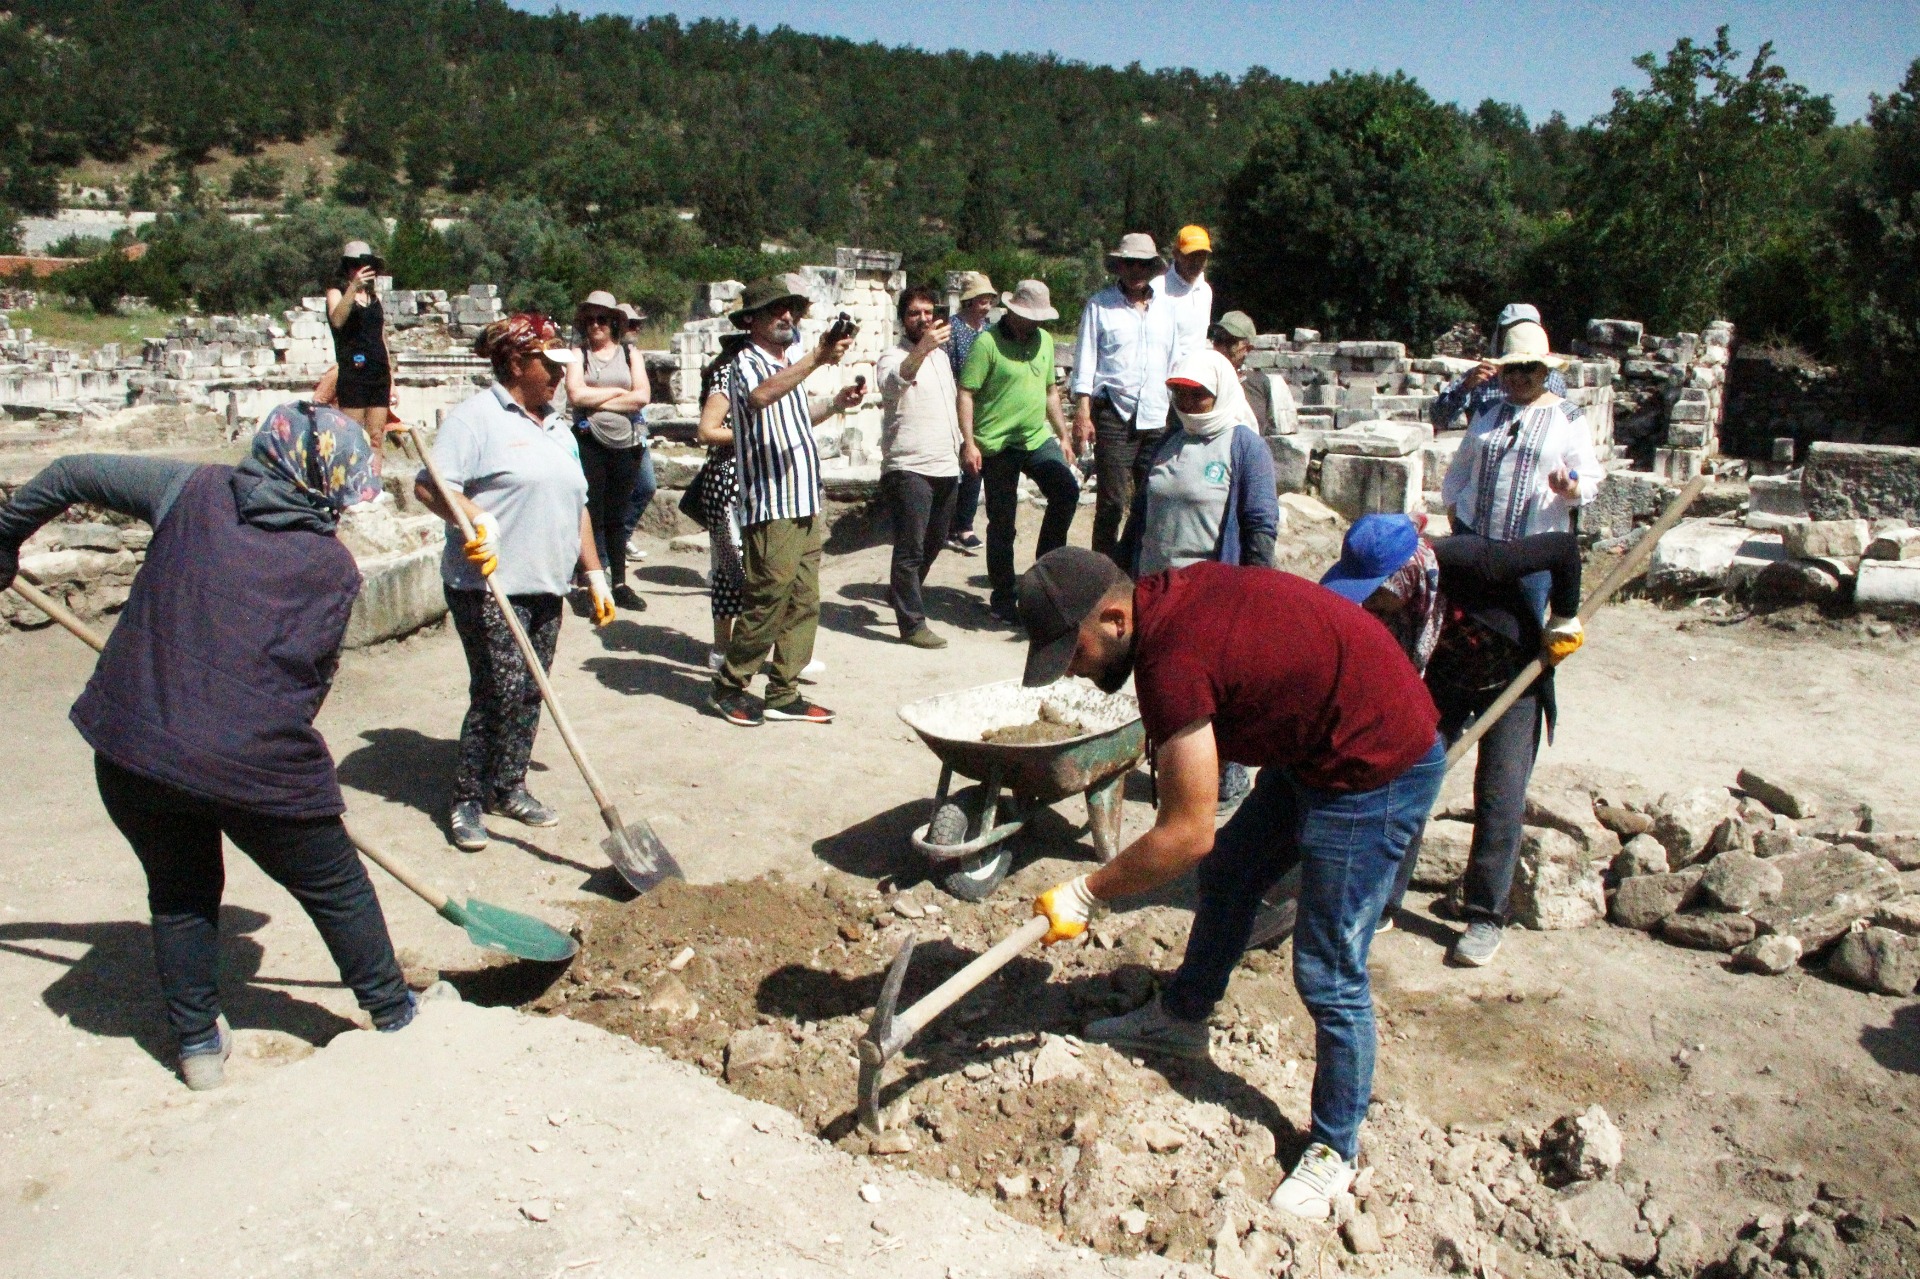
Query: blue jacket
1118 423 1279 575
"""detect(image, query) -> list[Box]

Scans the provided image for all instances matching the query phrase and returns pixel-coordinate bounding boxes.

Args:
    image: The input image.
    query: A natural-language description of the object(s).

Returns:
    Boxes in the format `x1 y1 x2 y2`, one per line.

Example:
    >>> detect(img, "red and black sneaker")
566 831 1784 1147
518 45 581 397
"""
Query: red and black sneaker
763 697 836 724
709 689 764 727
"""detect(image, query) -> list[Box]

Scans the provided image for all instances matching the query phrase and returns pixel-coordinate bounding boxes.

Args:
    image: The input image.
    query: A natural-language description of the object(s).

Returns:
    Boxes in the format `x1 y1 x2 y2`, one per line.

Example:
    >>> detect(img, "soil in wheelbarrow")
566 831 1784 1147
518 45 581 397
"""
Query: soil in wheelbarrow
981 719 1082 745
514 868 1658 1272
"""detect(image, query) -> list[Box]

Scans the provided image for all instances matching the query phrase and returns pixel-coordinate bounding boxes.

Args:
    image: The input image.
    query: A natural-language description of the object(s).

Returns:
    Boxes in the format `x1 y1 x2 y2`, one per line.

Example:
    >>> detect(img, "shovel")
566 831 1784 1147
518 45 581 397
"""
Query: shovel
857 473 1715 1127
10 576 578 963
1242 470 1714 950
392 424 678 895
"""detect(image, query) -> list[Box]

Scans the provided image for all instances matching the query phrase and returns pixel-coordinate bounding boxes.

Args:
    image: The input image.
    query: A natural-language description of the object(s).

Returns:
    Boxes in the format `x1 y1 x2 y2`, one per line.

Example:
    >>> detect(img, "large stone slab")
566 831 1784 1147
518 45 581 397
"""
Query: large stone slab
1783 519 1870 561
1318 452 1419 519
1268 432 1319 494
1511 829 1604 930
1322 420 1423 457
1646 520 1753 594
1748 845 1904 949
343 545 446 648
1803 442 1920 521
1587 468 1679 542
1856 560 1920 613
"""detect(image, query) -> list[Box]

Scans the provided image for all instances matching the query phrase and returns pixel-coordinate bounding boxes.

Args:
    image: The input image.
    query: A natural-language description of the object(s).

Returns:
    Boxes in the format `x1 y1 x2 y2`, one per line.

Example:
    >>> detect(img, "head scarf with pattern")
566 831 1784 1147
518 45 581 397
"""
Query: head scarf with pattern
1376 535 1444 675
231 401 382 534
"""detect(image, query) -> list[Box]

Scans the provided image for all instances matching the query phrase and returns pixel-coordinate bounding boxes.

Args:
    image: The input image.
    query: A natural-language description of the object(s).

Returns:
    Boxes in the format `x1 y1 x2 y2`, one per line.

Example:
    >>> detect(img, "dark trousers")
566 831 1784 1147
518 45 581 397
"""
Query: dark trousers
446 587 562 806
1163 740 1447 1161
577 432 642 588
882 470 958 636
952 469 982 534
1090 396 1165 560
1385 690 1544 924
94 755 411 1044
982 438 1081 609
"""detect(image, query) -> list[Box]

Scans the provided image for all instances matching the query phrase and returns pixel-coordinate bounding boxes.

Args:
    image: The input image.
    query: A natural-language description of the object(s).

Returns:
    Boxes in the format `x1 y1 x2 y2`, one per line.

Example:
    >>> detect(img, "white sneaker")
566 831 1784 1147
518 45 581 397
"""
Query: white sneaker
801 658 825 678
1270 1142 1356 1220
707 649 725 672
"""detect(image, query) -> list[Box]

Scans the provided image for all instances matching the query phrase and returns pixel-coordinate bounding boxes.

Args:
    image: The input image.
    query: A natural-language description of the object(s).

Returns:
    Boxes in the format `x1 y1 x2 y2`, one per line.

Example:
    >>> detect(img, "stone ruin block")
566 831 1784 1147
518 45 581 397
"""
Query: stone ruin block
1319 452 1420 519
1586 319 1644 350
1802 441 1920 522
1268 433 1318 494
833 246 903 273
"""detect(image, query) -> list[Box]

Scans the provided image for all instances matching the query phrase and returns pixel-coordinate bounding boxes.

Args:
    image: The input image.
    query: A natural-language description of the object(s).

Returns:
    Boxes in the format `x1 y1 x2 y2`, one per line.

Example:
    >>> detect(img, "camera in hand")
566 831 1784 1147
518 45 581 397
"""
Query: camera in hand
823 312 858 345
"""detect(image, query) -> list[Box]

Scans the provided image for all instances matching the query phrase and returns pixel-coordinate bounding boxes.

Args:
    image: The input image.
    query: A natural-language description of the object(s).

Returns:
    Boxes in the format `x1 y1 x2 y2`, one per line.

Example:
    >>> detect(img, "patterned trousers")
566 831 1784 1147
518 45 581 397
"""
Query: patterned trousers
445 587 562 805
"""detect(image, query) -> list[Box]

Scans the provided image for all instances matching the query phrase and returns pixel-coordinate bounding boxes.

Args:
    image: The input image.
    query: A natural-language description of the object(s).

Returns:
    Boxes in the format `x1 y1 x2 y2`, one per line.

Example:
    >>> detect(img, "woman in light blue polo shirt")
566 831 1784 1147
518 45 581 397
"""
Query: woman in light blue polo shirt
417 314 613 853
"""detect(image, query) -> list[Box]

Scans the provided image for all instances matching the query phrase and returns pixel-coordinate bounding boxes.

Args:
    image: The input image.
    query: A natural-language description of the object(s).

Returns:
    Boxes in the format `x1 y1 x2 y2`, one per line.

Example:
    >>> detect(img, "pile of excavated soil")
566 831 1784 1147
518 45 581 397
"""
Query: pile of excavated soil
516 872 1775 1274
982 719 1083 745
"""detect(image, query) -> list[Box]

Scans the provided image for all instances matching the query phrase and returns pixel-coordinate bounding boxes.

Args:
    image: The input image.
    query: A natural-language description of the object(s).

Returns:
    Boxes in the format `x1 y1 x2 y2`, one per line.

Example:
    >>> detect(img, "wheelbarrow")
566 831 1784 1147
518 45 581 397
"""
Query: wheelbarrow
897 679 1145 901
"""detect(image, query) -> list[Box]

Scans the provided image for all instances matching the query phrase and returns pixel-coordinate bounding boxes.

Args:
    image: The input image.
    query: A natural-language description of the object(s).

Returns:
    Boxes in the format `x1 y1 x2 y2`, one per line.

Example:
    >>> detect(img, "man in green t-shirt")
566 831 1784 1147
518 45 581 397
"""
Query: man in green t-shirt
958 279 1081 623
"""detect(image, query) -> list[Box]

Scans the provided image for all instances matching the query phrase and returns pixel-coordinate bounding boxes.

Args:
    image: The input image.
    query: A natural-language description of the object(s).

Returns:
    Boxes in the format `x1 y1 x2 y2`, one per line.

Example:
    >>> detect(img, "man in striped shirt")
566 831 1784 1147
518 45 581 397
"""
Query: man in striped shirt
710 275 861 727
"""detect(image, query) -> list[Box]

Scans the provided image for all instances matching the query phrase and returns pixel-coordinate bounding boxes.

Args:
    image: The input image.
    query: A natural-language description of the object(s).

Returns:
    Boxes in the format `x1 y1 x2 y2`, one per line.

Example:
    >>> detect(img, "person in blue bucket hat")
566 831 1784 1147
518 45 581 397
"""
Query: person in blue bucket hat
1318 514 1587 968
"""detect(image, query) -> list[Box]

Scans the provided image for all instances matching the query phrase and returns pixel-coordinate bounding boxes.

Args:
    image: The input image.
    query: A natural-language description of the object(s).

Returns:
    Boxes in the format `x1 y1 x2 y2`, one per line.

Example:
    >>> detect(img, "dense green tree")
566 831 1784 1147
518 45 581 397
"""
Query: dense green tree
1218 73 1517 345
1834 59 1920 375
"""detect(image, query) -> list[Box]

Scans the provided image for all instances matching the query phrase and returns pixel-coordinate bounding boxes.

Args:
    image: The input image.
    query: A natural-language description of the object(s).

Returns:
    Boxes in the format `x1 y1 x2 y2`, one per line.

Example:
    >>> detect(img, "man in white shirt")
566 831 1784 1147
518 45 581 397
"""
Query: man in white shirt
877 286 961 648
1072 232 1174 559
1158 224 1215 365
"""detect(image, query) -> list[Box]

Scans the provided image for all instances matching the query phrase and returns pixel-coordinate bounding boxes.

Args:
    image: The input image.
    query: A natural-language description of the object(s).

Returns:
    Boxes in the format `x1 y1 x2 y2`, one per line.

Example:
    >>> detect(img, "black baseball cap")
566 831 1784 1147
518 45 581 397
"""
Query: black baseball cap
1017 547 1128 687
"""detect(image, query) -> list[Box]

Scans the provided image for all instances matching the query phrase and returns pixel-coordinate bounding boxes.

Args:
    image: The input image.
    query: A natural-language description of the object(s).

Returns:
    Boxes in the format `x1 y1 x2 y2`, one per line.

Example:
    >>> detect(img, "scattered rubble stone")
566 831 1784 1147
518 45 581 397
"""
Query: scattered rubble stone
644 975 700 1019
1595 805 1656 838
1651 788 1737 867
1698 849 1785 913
1559 1180 1658 1266
1732 934 1803 975
1540 1105 1623 1184
1524 789 1620 858
724 1025 792 1080
1659 911 1758 952
1737 768 1824 821
1511 829 1605 930
1842 830 1920 871
1027 1034 1087 1086
1655 1219 1706 1277
1411 820 1474 889
1828 926 1920 995
1746 845 1904 949
1610 870 1701 930
1872 898 1920 934
1612 834 1671 879
1782 519 1871 561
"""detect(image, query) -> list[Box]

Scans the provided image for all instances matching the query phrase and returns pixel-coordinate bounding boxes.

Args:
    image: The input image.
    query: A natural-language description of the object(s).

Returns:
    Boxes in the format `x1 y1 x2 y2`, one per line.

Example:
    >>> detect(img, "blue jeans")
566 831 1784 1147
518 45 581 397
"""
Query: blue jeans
1163 737 1446 1161
619 442 658 546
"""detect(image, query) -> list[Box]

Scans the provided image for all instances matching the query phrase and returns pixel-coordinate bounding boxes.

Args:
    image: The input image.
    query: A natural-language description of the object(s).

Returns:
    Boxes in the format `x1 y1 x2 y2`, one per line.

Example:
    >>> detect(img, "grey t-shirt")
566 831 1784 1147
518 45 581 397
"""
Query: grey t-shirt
431 384 587 598
877 341 961 477
1138 429 1236 575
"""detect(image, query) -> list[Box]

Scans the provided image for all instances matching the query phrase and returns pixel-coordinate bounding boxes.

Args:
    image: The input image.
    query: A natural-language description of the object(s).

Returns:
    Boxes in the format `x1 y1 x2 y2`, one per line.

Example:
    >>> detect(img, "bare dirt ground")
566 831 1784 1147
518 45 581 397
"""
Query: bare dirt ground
2 503 1918 1277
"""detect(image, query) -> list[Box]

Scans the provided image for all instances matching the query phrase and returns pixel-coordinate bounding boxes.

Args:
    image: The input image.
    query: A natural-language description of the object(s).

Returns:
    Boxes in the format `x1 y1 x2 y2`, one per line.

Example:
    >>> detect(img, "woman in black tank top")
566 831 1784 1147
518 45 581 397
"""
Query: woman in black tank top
326 239 393 441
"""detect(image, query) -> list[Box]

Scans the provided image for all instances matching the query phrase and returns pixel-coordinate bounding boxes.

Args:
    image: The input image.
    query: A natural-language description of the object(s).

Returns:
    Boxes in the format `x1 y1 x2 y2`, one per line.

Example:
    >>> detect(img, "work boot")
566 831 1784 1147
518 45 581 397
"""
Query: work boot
487 788 559 828
1084 994 1210 1060
449 800 489 851
1449 921 1504 967
1269 1142 1355 1220
902 626 948 649
178 1014 233 1092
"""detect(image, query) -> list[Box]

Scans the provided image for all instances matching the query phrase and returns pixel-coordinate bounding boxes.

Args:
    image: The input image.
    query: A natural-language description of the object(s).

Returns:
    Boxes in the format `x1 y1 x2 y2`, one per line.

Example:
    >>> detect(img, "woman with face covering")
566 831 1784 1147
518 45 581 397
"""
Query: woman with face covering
0 404 419 1090
1117 349 1279 811
415 314 611 854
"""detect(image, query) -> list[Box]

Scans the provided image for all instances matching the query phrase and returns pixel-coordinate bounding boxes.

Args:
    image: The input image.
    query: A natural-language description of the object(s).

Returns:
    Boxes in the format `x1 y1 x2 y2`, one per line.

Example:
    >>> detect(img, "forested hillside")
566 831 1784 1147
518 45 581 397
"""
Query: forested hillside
6 0 1918 389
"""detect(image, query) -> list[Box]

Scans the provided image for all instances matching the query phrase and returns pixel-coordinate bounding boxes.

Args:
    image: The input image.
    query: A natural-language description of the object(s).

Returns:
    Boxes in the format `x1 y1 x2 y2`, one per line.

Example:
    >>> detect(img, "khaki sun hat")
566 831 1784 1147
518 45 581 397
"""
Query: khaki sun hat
1104 232 1163 271
1489 320 1567 369
955 271 997 303
730 274 812 328
1209 311 1257 343
1001 279 1059 323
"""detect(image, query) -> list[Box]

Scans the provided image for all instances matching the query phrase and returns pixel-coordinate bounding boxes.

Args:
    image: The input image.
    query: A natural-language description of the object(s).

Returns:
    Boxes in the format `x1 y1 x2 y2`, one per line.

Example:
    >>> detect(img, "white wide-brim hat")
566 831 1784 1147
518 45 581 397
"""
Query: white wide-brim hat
1490 320 1567 369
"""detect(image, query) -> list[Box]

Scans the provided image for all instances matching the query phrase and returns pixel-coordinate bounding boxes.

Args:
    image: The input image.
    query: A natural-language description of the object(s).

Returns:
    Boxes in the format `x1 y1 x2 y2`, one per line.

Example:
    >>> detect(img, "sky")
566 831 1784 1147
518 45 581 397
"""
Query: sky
527 0 1920 124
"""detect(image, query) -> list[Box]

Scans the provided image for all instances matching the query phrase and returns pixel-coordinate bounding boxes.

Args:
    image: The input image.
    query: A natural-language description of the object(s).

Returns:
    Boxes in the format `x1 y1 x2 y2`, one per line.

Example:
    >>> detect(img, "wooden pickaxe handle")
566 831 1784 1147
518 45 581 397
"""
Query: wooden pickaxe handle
870 914 1051 1061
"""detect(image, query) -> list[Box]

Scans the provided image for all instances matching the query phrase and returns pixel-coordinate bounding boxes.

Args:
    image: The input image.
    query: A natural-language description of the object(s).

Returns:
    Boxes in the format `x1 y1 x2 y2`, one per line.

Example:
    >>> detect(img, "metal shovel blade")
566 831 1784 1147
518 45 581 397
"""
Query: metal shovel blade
601 818 683 894
857 932 919 1133
441 897 579 963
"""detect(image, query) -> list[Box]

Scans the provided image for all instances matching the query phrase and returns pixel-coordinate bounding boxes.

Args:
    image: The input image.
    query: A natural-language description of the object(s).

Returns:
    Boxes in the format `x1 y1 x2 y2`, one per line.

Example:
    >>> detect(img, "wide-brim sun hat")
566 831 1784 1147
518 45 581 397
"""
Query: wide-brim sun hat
341 239 385 271
1104 231 1163 271
577 289 623 326
956 271 997 303
1002 279 1059 323
1489 320 1567 369
1320 514 1421 604
618 302 644 325
730 274 812 328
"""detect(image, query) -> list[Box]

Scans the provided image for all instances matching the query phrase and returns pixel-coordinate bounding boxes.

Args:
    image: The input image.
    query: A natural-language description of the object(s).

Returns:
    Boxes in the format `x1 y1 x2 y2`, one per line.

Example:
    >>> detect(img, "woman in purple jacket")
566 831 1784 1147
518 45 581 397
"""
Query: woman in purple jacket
0 404 416 1090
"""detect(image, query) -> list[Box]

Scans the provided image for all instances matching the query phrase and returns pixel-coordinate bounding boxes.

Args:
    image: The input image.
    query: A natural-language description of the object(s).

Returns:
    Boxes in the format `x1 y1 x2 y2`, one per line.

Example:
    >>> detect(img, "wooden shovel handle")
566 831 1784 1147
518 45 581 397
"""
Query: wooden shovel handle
10 577 106 652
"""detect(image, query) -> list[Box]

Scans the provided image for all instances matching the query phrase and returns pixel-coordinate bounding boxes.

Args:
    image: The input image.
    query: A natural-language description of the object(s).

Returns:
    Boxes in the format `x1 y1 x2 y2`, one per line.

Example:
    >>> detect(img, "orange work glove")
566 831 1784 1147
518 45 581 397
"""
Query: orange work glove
1034 874 1098 946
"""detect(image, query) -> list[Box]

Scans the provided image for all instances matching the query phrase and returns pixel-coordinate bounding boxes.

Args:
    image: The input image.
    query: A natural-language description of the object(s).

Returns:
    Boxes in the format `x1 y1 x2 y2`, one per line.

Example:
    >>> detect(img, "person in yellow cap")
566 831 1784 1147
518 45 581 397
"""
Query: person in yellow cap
1159 225 1215 363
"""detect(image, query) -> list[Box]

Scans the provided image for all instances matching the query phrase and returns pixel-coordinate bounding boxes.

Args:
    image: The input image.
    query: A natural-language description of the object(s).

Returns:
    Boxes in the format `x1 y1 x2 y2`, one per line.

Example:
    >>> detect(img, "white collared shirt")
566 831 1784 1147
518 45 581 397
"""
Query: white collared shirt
1442 396 1601 540
1070 284 1157 425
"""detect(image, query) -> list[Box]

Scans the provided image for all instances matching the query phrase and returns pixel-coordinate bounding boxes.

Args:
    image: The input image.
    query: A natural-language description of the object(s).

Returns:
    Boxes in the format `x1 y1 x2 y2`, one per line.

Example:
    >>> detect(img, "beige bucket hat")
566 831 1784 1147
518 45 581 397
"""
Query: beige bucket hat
1490 320 1567 369
1001 279 1059 323
1104 232 1163 271
955 271 997 303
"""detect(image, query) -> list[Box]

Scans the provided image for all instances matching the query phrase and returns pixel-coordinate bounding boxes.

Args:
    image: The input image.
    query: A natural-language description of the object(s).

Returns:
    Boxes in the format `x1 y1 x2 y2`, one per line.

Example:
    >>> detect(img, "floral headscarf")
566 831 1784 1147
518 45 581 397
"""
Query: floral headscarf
1376 537 1444 675
231 401 382 534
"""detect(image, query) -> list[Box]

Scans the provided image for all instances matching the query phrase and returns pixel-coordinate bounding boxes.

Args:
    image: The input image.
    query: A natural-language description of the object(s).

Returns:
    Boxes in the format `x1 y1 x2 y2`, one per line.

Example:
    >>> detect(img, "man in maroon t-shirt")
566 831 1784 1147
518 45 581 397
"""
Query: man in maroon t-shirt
1017 547 1444 1221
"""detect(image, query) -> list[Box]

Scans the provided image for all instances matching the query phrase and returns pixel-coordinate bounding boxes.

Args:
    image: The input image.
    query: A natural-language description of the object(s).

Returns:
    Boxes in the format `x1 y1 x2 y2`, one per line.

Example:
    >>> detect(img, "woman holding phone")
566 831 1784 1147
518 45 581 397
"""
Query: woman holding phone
326 239 394 445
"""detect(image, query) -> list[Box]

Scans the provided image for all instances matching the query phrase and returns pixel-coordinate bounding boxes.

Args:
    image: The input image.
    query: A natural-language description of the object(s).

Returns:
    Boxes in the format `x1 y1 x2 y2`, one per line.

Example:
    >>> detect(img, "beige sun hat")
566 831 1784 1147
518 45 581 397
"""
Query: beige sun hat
955 271 997 303
1489 320 1567 369
1104 232 1163 271
1001 279 1059 323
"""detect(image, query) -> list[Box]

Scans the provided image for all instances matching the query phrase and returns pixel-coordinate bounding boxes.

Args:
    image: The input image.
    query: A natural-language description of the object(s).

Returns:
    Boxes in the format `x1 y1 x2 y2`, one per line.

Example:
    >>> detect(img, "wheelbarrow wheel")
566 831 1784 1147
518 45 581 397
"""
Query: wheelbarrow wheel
926 801 970 848
941 847 1014 902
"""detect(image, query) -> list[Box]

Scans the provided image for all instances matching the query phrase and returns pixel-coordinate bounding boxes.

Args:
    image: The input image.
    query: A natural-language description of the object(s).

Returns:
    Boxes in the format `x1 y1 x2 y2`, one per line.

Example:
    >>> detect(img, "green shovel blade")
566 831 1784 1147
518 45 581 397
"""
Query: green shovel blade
440 897 579 963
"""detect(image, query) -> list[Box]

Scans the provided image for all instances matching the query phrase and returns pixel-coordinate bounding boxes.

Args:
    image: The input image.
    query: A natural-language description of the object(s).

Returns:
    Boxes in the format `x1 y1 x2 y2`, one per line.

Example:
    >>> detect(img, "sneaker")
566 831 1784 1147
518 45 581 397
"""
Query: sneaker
988 600 1022 628
178 1014 233 1091
707 649 725 672
903 626 948 649
1375 912 1397 934
487 787 559 828
612 583 646 611
625 537 649 559
449 800 489 851
710 689 764 726
1083 994 1210 1060
801 657 826 678
1270 1142 1356 1220
1449 920 1503 967
947 530 982 555
764 697 835 724
375 992 418 1033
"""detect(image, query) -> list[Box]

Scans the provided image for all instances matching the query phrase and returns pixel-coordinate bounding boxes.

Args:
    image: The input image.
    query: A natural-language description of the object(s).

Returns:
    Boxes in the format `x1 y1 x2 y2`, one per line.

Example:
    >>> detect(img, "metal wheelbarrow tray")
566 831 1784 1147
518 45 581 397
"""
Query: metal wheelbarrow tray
896 678 1145 900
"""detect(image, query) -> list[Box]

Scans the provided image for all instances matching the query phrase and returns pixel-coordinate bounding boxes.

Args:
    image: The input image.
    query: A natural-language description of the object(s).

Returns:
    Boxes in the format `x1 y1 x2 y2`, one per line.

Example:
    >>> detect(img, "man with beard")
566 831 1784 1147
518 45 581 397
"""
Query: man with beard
1016 547 1444 1221
708 275 861 727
